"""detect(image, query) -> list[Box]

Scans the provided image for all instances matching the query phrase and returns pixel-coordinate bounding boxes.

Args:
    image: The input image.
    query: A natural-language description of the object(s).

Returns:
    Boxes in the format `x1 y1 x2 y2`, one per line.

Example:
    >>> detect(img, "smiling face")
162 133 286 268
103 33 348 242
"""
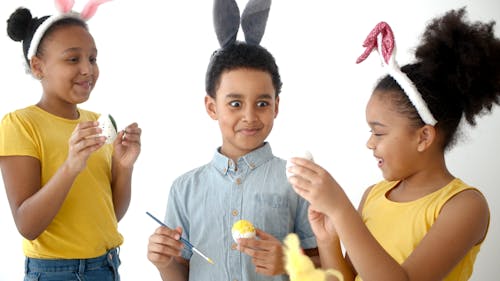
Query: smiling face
31 24 98 118
205 68 279 160
365 90 423 181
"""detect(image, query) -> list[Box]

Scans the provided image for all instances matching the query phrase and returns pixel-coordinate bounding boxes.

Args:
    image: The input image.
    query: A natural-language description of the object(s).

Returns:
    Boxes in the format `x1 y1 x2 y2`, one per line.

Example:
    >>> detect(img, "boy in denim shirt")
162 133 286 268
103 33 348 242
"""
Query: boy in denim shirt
147 2 317 279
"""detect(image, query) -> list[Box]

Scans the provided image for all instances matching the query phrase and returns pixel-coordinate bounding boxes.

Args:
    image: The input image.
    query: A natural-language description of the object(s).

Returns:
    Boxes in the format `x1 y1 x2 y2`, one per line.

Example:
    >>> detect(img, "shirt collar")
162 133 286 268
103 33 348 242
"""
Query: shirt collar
212 142 274 175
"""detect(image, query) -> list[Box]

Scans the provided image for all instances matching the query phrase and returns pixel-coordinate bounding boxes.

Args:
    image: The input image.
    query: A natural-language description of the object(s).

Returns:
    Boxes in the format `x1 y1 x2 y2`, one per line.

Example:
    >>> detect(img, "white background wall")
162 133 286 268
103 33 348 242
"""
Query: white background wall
0 0 499 280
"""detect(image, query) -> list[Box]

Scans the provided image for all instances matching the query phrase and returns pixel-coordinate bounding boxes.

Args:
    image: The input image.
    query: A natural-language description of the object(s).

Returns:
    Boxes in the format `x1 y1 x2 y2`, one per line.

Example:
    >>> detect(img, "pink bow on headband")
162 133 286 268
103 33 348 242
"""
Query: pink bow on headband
356 21 395 65
55 0 111 20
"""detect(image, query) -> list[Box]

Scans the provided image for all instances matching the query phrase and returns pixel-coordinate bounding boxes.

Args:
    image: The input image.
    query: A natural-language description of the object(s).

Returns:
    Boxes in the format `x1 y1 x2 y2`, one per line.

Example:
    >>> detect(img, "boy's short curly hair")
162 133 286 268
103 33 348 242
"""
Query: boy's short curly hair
205 41 282 98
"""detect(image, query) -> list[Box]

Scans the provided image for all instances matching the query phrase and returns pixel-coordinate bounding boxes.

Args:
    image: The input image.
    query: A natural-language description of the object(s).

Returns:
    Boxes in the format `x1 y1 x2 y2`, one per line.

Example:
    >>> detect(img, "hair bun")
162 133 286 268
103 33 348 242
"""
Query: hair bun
7 8 34 42
415 7 500 125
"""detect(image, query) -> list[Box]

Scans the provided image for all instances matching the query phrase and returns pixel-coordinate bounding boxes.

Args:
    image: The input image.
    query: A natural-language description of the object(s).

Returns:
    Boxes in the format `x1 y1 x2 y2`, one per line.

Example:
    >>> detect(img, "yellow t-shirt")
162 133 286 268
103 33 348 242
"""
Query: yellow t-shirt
356 178 484 281
0 105 123 259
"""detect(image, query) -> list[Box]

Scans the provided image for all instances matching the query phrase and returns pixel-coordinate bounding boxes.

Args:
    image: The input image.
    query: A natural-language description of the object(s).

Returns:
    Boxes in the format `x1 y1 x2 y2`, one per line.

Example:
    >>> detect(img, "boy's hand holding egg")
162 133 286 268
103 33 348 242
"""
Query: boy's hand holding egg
232 219 256 242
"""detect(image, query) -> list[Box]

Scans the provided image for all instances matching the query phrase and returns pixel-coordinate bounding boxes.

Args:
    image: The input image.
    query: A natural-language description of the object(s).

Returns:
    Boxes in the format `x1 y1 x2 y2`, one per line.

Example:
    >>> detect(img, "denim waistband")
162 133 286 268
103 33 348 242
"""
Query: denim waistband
25 248 119 273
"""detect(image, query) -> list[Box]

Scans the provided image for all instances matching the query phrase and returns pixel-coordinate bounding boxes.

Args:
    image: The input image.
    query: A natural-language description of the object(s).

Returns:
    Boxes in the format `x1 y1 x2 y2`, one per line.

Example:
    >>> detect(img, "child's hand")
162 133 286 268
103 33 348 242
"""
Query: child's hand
147 226 185 270
308 206 338 245
66 121 106 173
237 228 285 276
287 157 343 215
112 122 141 168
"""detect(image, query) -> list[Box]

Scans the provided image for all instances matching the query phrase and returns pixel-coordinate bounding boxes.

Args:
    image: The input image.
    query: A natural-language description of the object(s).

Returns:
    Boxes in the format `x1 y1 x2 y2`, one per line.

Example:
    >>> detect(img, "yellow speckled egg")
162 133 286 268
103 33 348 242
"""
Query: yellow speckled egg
232 219 256 242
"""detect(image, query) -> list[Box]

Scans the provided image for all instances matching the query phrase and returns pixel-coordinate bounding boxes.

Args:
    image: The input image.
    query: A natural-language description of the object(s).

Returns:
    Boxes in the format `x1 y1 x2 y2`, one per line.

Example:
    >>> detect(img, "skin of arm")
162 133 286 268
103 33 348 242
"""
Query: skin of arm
288 157 489 281
147 226 190 281
0 121 105 240
308 206 355 281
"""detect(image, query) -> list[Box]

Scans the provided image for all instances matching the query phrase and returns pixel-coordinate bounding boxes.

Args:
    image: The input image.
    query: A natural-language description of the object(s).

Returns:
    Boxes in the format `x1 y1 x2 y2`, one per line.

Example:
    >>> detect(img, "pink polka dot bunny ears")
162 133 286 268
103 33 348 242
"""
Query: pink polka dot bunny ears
27 0 112 61
356 22 438 126
213 0 271 48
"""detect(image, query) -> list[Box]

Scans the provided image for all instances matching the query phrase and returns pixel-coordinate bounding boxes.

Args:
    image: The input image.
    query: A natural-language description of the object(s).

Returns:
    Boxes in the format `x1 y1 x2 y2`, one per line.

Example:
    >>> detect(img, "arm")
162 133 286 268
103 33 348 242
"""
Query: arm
308 206 356 281
289 158 490 281
0 121 105 240
147 226 190 281
110 123 141 221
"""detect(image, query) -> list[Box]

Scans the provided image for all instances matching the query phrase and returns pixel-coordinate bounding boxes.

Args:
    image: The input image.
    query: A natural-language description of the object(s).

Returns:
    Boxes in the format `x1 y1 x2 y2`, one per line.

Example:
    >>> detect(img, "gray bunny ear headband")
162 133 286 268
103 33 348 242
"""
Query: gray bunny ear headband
213 0 271 48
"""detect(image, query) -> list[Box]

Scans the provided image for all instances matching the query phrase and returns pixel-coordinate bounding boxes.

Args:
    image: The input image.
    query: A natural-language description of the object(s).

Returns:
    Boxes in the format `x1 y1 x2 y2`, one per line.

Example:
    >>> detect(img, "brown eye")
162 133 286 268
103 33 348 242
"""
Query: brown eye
229 101 242 107
257 101 269 107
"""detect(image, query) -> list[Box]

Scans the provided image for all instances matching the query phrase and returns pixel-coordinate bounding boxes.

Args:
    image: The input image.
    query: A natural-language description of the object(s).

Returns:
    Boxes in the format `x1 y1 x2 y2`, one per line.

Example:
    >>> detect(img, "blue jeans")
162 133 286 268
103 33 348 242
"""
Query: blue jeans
24 248 120 281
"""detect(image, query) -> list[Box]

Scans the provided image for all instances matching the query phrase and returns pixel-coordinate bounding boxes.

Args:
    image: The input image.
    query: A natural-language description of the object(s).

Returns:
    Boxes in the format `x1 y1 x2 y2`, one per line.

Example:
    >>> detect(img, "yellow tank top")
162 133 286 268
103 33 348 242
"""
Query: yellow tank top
0 106 123 259
355 178 483 281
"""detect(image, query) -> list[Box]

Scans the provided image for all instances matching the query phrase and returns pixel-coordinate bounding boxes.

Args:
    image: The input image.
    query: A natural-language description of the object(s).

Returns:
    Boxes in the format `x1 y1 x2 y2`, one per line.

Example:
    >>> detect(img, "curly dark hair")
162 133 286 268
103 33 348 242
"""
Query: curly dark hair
205 41 282 98
375 7 500 150
7 7 88 68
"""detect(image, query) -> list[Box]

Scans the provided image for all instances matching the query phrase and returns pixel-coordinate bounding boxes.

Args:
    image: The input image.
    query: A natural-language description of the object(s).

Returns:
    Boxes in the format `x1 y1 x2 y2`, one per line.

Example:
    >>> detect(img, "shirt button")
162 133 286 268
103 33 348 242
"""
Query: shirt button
231 243 238 250
235 178 241 185
231 209 239 216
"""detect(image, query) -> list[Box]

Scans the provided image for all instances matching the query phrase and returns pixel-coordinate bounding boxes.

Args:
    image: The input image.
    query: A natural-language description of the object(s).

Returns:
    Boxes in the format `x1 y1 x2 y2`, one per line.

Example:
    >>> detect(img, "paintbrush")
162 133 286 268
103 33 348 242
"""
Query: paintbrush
146 211 215 265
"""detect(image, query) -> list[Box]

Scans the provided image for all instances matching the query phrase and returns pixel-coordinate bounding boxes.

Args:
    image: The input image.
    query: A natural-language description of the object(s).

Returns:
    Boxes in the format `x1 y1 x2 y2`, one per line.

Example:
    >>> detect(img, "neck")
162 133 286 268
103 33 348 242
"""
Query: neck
390 154 454 201
36 101 79 120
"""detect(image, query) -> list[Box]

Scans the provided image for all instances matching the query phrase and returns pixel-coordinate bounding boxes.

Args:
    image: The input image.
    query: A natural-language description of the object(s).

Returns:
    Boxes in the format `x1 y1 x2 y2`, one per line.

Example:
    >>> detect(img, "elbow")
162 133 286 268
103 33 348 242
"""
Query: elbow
17 226 42 241
15 219 43 241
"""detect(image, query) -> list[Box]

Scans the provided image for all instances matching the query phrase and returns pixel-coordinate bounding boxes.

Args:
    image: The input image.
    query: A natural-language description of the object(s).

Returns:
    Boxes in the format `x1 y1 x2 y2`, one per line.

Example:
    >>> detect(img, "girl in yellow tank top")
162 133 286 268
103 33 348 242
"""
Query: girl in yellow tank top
0 1 142 280
287 8 496 281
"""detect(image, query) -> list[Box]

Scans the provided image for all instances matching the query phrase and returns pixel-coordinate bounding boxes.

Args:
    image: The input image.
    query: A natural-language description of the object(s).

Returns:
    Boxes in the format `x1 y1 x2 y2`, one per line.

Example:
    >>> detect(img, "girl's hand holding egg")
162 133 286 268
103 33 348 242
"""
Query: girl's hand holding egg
286 150 314 178
97 113 118 144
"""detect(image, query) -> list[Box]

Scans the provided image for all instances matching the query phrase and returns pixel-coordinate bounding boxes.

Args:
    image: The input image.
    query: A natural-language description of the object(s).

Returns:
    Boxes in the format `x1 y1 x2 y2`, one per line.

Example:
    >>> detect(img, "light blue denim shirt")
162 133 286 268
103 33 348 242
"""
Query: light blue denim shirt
165 142 317 281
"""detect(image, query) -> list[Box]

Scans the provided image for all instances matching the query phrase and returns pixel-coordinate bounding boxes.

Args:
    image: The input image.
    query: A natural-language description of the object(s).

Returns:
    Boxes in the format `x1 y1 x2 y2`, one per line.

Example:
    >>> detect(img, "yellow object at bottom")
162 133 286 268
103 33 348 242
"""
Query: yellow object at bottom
284 233 343 281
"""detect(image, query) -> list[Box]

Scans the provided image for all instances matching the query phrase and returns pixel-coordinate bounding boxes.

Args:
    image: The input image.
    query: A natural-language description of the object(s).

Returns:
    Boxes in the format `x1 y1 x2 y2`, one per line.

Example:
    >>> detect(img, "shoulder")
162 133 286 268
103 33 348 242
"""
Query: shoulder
441 187 489 243
358 180 393 212
170 163 213 188
2 106 33 120
1 106 39 131
358 184 375 212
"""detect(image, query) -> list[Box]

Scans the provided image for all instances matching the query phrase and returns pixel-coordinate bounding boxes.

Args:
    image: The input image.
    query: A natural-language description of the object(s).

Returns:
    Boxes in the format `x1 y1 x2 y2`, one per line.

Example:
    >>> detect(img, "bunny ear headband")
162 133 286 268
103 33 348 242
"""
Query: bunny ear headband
27 0 111 60
356 22 437 126
213 0 271 48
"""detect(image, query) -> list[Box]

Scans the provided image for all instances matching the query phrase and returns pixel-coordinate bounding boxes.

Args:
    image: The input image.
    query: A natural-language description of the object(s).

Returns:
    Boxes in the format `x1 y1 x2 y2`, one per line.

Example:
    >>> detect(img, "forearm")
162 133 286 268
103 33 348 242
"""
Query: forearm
111 164 133 221
15 162 79 240
318 239 355 281
158 258 189 281
330 196 408 281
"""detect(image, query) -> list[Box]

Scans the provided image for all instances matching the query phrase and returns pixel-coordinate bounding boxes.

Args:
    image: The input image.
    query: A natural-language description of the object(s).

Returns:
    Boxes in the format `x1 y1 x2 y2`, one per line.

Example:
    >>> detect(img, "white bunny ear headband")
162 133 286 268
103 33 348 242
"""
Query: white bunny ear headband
27 0 111 60
213 0 271 48
356 22 437 126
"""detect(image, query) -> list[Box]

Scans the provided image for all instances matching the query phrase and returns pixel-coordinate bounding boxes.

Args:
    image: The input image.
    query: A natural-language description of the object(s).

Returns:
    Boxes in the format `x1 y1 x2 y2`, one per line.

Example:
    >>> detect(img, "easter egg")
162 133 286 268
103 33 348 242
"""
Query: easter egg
232 219 256 242
286 150 314 178
98 113 118 144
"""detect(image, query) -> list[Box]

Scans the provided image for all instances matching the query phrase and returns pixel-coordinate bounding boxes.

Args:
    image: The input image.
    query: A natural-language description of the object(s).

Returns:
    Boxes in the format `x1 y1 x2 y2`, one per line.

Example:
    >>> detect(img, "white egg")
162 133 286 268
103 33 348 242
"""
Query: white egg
98 113 118 144
286 150 314 178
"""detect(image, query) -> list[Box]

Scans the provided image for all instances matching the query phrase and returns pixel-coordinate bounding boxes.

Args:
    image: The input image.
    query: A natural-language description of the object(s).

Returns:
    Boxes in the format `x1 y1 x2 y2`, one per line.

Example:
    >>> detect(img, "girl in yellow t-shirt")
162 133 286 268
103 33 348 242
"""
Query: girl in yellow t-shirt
287 8 497 281
0 1 141 280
